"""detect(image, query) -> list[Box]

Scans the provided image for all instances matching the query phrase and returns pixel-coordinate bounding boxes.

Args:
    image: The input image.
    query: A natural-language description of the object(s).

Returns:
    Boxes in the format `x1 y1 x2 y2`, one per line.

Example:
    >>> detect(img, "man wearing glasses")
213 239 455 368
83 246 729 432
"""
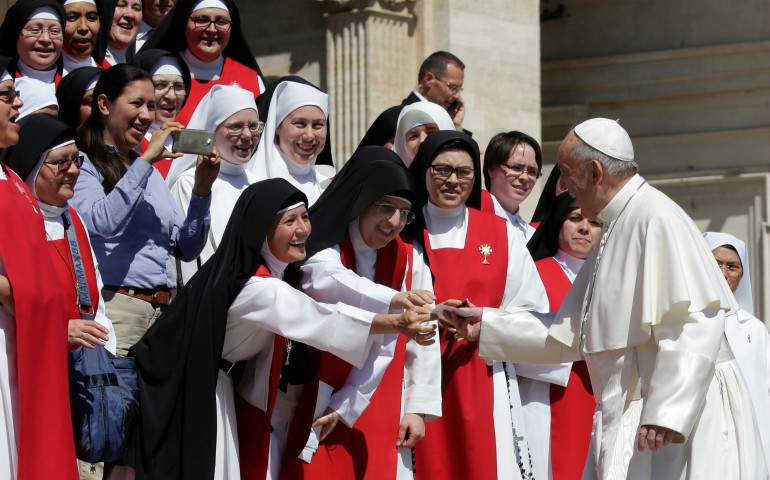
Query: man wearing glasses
483 131 544 242
401 51 468 133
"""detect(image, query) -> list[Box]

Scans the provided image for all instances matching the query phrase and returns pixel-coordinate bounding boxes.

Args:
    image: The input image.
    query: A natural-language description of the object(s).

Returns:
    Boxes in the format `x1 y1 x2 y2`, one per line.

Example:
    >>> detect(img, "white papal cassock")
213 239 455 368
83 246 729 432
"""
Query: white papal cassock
474 175 748 479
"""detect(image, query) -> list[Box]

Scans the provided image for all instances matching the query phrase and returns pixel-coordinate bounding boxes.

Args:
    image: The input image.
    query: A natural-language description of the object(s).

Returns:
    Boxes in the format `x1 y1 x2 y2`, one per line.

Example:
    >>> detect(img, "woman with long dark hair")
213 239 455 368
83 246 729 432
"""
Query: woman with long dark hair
71 63 219 356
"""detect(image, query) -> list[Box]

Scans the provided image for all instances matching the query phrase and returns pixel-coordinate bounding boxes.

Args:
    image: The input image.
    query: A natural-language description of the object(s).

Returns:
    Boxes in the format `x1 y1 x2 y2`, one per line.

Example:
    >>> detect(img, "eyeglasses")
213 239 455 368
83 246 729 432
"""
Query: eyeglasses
44 155 84 174
224 121 264 136
188 15 232 31
499 163 542 179
153 80 188 97
716 261 742 275
0 89 20 104
433 74 463 94
430 163 474 179
22 26 63 38
374 202 415 225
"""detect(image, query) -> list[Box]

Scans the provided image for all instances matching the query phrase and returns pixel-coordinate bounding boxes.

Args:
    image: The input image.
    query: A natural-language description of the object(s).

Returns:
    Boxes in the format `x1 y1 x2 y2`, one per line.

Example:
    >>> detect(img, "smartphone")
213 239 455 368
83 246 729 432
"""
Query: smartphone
172 129 215 155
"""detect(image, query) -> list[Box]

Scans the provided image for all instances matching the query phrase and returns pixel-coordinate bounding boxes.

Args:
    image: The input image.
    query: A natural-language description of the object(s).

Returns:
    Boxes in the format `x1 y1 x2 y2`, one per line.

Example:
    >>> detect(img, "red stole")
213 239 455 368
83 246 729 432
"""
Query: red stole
0 166 77 479
235 264 287 480
280 235 410 480
414 208 508 480
176 58 262 126
534 257 595 480
47 207 100 338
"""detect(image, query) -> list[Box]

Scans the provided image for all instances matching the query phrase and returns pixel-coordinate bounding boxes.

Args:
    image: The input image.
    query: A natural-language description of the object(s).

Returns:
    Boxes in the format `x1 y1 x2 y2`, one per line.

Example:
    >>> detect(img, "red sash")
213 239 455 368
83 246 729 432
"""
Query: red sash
281 235 410 479
414 208 508 480
535 257 595 480
176 58 262 126
48 208 101 339
236 264 287 480
0 166 77 479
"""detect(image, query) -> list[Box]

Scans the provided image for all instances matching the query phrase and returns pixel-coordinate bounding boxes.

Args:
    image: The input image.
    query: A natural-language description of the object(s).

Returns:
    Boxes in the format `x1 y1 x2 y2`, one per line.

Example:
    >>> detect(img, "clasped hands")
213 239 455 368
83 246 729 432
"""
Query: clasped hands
436 298 483 342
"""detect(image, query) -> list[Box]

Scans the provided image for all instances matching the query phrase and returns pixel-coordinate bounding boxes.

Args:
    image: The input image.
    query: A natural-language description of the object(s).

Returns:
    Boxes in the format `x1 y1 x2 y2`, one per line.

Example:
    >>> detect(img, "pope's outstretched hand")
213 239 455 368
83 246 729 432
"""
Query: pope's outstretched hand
443 305 483 342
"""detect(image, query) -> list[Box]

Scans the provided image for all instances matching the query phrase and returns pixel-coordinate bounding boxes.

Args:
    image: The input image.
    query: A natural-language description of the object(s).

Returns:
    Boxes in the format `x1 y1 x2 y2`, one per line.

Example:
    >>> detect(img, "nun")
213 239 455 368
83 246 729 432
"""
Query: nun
0 0 65 117
248 76 335 205
94 0 142 66
170 83 261 285
280 148 441 480
125 178 435 480
356 104 403 149
55 65 101 129
130 48 192 156
702 232 770 477
61 0 101 74
138 0 264 125
405 130 548 480
3 114 117 354
392 101 454 168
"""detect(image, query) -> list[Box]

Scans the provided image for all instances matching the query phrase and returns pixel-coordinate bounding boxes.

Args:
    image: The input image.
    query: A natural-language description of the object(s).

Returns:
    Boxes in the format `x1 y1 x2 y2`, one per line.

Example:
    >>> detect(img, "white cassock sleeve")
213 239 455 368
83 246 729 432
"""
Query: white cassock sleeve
227 276 375 369
402 242 442 419
478 308 579 365
300 246 395 314
639 306 724 439
301 246 397 426
499 222 572 384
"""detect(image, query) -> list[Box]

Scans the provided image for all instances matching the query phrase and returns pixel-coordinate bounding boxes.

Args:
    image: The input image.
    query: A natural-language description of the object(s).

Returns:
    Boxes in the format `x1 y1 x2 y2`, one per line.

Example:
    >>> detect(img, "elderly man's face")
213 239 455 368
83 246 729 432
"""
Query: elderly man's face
558 132 600 219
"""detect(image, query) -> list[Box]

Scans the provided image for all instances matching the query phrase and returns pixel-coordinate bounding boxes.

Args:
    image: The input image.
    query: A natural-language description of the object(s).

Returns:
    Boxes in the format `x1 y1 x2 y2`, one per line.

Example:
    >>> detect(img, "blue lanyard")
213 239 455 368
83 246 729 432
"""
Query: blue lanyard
63 210 95 320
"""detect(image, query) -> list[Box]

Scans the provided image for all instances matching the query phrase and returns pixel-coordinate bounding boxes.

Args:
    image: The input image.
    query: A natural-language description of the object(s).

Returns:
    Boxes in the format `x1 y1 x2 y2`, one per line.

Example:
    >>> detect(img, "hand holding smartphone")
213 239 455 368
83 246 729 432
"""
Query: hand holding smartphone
172 129 215 155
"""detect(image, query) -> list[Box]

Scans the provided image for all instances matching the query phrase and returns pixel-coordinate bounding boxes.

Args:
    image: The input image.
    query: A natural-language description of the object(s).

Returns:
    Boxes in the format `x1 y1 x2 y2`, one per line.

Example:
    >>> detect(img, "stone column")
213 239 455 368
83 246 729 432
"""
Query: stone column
316 0 418 168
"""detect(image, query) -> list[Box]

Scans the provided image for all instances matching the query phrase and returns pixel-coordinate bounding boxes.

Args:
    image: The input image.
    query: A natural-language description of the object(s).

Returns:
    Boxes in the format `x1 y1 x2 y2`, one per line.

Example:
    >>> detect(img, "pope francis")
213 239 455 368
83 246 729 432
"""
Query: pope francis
444 118 765 479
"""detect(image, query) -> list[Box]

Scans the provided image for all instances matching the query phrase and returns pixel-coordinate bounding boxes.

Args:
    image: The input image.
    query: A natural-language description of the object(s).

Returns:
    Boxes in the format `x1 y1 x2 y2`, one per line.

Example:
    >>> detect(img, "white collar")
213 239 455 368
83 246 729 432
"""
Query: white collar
17 61 57 82
105 47 127 66
280 149 314 177
554 249 586 277
181 49 224 80
348 217 377 280
39 201 68 218
62 52 95 73
426 200 464 219
219 159 247 176
260 238 288 279
597 174 644 225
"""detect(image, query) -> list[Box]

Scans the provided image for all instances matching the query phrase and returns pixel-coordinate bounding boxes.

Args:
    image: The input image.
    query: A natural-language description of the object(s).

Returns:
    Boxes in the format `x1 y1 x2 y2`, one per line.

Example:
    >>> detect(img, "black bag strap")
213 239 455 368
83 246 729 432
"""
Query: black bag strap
62 210 95 321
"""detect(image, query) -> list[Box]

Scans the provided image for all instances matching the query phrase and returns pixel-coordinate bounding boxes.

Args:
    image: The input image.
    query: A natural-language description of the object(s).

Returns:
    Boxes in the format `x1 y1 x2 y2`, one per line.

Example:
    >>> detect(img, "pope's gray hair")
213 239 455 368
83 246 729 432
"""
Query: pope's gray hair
570 136 638 180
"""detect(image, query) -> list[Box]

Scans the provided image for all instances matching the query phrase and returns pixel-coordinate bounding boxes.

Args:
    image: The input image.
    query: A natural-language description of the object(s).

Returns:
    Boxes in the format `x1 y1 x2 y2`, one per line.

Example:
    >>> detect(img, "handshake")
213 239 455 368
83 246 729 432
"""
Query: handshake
433 299 483 342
